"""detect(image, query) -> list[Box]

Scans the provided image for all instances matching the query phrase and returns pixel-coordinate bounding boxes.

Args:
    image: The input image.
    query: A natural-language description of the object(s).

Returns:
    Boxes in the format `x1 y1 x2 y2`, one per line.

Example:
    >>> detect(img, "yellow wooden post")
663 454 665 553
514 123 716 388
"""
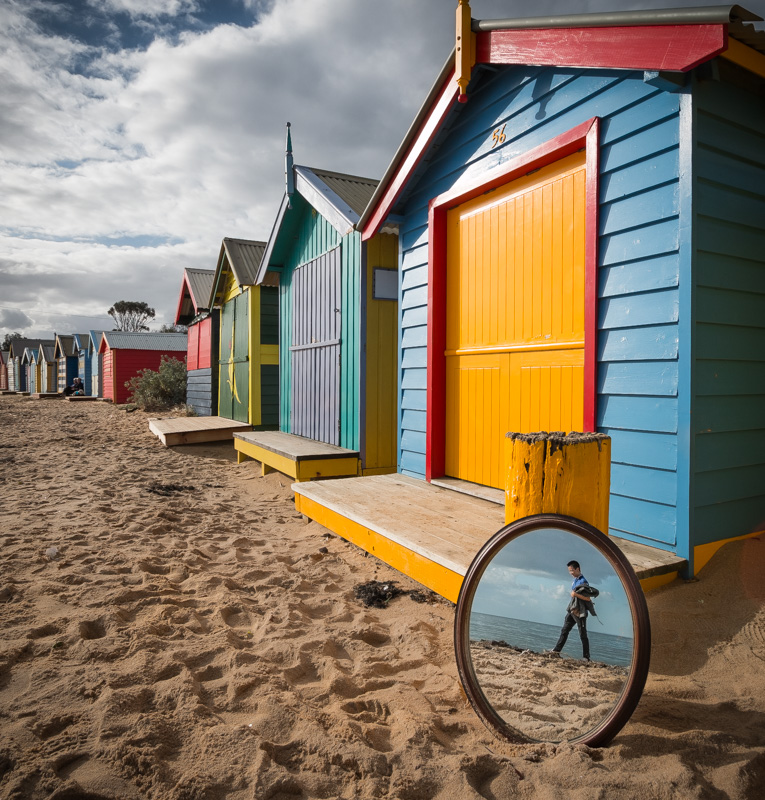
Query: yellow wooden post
505 432 611 533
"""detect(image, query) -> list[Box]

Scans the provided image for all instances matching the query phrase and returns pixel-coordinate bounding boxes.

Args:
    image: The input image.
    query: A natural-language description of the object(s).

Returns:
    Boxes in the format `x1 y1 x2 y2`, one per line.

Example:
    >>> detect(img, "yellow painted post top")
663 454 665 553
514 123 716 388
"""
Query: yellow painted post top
456 0 476 102
505 431 611 534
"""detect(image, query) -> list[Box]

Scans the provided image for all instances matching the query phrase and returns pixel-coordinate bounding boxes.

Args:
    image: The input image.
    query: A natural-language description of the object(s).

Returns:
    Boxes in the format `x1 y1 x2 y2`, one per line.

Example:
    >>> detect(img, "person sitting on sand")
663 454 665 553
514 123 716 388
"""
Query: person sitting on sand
64 377 85 396
548 560 593 662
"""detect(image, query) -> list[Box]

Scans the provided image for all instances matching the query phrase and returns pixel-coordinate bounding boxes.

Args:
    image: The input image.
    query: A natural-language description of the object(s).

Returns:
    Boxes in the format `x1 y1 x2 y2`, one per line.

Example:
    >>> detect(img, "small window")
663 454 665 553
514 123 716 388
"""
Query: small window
373 268 398 301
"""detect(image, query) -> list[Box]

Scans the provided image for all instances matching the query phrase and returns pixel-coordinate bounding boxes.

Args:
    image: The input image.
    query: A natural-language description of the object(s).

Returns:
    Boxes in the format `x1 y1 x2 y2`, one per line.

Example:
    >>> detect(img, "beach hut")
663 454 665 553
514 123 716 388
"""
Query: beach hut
175 268 218 416
54 334 78 392
0 350 8 391
293 4 765 591
98 332 187 404
88 331 104 397
7 338 41 392
72 333 92 395
21 347 36 394
208 238 279 426
38 343 57 393
240 128 398 480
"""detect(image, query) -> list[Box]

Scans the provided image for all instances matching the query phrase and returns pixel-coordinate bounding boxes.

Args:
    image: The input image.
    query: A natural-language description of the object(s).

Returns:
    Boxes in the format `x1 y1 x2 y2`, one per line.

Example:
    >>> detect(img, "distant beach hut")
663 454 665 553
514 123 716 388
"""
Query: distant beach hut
72 333 92 395
175 267 218 416
21 347 36 393
88 331 104 397
38 343 57 393
209 238 279 426
0 350 8 391
241 126 398 480
98 331 187 404
7 338 42 392
54 334 78 393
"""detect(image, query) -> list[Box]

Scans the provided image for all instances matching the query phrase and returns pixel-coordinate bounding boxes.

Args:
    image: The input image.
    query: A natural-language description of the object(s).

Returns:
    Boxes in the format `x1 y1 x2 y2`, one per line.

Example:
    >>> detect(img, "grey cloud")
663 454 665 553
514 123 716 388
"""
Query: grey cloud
0 308 34 329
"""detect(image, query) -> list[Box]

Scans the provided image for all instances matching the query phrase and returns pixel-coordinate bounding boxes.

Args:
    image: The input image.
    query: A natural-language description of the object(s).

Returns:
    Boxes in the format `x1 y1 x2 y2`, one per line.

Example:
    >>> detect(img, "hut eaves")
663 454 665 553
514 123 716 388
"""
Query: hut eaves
357 4 765 234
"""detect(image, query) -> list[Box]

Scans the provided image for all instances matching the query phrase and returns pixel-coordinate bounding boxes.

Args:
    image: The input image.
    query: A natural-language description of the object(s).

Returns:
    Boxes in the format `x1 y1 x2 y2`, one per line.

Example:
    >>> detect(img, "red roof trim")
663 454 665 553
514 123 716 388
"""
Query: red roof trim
362 23 728 240
174 270 194 325
361 68 459 242
476 24 727 72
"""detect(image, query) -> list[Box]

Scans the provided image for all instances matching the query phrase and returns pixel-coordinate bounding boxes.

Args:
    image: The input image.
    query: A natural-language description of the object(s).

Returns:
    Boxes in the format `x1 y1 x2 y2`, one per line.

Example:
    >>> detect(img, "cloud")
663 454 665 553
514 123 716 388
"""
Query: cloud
2 0 764 339
0 308 34 330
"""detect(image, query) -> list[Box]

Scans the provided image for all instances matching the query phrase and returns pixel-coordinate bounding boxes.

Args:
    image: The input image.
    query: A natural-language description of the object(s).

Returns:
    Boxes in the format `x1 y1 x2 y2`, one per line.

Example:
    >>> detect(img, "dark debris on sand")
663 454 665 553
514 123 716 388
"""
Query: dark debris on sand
146 482 196 497
353 580 406 608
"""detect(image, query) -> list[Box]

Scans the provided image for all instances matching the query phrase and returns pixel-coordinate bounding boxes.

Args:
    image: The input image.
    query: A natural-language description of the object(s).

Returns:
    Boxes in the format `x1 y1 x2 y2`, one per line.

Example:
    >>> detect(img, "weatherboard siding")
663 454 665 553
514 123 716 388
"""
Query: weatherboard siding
397 66 683 550
690 77 765 549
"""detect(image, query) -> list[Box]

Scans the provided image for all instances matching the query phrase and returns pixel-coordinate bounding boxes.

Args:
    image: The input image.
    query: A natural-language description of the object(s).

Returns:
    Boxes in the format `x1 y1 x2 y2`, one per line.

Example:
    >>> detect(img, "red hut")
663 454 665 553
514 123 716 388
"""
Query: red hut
98 332 187 404
174 267 217 416
0 350 8 391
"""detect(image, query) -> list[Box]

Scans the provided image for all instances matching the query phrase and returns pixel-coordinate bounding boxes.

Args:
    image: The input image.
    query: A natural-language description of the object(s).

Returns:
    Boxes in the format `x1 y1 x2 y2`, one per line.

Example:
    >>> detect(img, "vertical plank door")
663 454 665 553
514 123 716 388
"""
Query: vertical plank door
445 152 586 488
290 247 342 445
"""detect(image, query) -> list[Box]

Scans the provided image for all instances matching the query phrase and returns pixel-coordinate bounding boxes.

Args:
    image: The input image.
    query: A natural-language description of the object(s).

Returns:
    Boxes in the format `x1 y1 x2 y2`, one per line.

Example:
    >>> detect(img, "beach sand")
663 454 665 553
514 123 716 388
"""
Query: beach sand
0 395 764 799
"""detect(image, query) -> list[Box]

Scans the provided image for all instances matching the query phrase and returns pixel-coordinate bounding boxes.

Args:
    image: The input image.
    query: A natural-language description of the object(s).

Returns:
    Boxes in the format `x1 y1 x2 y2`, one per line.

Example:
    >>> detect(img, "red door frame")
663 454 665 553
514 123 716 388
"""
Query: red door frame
426 117 599 481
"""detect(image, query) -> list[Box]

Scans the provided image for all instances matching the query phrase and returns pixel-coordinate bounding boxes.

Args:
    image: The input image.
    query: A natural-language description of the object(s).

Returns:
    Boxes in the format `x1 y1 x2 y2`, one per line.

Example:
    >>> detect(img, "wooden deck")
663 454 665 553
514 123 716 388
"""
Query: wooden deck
30 392 61 399
293 474 687 602
234 431 360 481
148 416 252 446
65 396 101 402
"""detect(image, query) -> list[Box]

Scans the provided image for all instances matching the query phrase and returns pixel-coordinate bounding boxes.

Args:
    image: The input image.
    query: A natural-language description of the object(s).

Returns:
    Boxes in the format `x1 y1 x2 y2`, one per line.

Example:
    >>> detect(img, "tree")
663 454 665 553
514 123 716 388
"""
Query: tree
108 301 155 332
1 332 22 351
158 323 187 333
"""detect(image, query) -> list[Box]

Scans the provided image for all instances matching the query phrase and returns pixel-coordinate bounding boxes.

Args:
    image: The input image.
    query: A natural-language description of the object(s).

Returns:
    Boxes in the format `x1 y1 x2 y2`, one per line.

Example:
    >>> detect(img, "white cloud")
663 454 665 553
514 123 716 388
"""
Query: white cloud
2 0 764 339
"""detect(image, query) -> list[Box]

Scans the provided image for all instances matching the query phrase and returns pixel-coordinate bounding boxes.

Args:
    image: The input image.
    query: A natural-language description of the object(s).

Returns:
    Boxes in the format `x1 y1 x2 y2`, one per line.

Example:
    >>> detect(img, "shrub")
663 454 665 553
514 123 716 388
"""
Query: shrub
125 356 187 411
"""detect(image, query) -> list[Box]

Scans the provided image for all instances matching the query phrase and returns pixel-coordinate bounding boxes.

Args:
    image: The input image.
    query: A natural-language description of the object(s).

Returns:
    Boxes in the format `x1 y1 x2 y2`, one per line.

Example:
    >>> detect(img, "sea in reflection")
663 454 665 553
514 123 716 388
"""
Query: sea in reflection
471 611 633 667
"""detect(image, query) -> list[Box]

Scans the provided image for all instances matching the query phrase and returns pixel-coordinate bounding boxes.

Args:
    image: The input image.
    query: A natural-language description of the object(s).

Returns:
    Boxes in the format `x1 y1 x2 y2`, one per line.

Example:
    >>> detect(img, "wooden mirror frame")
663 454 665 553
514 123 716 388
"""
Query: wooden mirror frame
454 513 651 747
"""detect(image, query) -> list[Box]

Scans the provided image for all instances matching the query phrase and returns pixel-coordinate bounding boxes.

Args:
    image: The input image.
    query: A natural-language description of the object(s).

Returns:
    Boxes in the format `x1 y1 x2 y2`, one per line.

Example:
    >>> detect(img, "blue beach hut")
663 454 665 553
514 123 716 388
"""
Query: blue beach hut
293 4 765 597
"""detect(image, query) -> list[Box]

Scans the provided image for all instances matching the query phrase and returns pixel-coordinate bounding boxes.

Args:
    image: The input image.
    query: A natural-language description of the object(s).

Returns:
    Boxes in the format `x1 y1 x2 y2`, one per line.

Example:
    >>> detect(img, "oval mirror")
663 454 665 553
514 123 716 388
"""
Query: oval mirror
455 514 650 747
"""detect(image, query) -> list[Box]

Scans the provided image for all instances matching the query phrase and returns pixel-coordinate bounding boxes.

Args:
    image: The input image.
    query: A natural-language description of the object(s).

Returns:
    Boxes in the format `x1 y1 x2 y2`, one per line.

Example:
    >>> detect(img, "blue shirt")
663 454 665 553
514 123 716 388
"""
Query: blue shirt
572 574 588 592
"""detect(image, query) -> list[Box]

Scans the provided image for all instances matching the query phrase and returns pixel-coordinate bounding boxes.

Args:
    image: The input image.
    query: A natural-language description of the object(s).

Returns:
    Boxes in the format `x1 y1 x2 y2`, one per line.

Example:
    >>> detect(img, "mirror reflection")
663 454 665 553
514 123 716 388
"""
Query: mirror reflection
468 527 634 742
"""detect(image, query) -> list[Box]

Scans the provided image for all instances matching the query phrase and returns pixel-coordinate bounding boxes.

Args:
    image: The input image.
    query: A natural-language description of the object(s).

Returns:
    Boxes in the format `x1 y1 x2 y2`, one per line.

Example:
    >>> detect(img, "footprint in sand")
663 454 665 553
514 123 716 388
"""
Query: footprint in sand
78 619 107 640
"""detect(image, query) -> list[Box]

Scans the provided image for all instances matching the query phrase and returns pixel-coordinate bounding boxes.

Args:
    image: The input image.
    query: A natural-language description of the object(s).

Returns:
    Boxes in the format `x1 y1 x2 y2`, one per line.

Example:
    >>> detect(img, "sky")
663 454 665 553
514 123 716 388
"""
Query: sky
471 526 634 637
2 0 764 339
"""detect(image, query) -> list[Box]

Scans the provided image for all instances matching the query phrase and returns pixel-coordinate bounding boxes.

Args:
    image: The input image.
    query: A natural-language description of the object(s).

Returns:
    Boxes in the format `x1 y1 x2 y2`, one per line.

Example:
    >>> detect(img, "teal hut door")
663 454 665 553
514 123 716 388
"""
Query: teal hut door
290 248 341 445
219 293 249 422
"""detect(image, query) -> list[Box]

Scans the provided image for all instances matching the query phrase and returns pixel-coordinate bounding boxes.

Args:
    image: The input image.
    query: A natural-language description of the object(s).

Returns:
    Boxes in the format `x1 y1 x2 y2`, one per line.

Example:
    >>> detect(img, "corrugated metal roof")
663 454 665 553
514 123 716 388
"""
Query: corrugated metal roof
0 350 7 365
101 332 188 351
186 268 215 310
40 344 55 362
55 334 76 358
8 338 47 358
222 238 267 287
307 168 379 218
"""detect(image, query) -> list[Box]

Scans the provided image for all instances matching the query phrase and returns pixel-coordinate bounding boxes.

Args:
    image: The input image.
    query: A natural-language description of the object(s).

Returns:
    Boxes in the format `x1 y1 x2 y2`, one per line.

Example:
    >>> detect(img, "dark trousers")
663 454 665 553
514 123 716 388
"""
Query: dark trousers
553 612 590 660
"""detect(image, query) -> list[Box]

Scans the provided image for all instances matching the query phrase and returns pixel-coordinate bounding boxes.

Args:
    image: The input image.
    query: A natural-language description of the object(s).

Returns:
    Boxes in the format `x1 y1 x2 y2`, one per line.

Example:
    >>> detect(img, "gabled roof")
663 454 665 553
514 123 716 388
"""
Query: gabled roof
72 333 90 353
175 267 216 324
359 4 765 238
88 330 104 353
54 334 76 359
0 350 7 366
8 338 46 359
210 238 267 306
99 331 188 353
21 347 35 365
256 165 379 284
39 344 55 362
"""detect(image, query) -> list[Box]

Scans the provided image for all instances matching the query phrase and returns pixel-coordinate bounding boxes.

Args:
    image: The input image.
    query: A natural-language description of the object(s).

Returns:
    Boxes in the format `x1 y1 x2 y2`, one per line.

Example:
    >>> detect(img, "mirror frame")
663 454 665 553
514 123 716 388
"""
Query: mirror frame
454 513 651 747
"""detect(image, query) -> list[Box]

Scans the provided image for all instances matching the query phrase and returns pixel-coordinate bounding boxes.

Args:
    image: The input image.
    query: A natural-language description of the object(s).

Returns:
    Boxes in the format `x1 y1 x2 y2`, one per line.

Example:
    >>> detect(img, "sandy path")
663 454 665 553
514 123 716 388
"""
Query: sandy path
0 395 764 799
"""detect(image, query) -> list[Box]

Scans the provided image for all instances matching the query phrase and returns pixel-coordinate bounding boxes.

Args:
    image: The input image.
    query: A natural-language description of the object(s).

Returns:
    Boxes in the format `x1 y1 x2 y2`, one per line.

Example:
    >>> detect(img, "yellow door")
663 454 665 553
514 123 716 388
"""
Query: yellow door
445 152 586 488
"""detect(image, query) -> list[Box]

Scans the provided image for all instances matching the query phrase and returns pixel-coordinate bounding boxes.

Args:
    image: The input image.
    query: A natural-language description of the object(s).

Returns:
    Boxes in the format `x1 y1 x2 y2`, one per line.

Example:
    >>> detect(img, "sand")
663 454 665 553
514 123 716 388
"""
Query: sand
0 394 764 799
468 642 629 743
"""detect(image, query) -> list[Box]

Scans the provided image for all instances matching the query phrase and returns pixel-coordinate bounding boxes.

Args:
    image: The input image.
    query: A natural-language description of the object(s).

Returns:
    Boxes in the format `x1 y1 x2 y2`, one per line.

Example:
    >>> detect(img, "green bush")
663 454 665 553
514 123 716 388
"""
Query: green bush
125 356 187 411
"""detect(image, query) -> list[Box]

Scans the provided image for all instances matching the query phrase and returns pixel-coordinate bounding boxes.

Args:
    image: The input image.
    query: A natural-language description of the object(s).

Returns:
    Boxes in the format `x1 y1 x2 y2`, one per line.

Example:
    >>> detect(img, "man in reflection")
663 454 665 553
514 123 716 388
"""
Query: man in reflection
548 560 593 662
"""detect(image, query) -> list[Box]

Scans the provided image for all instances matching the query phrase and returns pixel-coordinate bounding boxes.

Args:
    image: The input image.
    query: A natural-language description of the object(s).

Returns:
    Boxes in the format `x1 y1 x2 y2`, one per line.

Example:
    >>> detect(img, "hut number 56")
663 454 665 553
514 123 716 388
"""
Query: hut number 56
491 124 506 148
